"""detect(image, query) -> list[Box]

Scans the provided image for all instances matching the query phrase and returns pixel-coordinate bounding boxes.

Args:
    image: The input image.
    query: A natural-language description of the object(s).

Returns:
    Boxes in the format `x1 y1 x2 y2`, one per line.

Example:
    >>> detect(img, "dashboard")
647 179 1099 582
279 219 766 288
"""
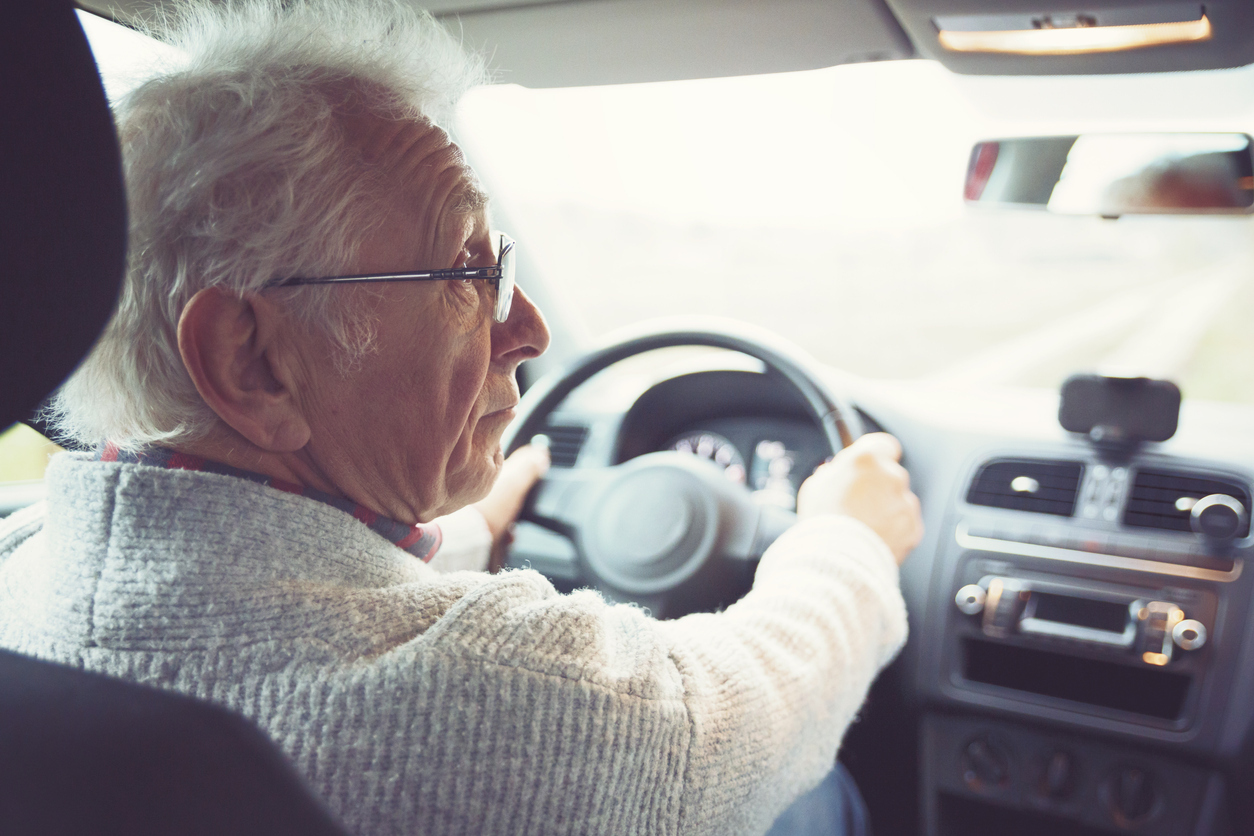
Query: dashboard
504 348 1254 836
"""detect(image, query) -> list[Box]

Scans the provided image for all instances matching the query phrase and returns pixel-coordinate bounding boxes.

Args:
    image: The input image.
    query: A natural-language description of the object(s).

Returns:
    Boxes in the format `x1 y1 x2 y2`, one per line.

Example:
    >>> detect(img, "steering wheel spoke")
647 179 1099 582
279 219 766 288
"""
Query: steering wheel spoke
527 466 616 533
721 502 798 562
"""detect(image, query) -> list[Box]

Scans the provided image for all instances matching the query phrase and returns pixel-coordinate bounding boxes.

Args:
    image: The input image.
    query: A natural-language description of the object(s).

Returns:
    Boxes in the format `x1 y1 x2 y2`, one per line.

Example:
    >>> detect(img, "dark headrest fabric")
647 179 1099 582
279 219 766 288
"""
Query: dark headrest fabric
0 0 126 430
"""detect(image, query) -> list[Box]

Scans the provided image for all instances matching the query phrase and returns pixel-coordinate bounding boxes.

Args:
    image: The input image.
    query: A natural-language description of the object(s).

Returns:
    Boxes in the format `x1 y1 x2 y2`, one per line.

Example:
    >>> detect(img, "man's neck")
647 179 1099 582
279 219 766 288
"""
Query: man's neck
173 427 342 499
97 439 445 563
173 423 440 526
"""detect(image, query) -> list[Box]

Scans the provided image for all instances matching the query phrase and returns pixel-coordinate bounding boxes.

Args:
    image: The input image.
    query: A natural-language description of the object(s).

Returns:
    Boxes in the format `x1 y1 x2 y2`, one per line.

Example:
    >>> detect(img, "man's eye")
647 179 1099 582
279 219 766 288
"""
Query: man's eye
465 240 496 268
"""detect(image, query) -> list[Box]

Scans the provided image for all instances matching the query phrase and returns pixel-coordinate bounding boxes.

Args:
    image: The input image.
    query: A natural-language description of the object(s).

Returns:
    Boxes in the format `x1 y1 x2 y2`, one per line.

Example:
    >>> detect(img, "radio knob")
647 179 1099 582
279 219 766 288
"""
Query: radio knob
955 584 986 615
1172 618 1207 651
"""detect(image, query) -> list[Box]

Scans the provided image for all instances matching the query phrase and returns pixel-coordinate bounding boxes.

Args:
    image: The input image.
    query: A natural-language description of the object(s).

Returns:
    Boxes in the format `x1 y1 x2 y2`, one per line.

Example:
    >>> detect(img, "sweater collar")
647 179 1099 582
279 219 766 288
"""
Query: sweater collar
96 443 441 562
0 452 437 651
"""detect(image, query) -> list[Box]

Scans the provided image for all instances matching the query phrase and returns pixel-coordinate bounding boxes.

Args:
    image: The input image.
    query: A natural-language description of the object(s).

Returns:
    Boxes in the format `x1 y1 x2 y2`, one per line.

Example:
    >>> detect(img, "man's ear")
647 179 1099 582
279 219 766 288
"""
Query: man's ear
177 287 311 452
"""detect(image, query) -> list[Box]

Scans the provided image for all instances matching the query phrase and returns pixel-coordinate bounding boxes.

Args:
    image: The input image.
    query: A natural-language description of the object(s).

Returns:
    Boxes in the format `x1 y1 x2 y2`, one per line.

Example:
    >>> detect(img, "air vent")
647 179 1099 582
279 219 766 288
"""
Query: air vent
1124 469 1251 537
543 423 589 468
966 459 1084 516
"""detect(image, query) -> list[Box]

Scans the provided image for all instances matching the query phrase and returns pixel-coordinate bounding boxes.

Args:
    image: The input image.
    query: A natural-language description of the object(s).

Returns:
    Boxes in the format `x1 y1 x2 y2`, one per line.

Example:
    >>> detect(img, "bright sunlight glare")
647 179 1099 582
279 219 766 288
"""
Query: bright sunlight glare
460 61 981 230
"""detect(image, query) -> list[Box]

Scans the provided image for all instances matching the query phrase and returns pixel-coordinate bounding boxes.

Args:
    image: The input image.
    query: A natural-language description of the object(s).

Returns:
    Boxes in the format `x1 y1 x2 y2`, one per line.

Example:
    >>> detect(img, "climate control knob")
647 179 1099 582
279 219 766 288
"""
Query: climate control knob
962 737 1010 791
1040 751 1075 800
1104 767 1158 827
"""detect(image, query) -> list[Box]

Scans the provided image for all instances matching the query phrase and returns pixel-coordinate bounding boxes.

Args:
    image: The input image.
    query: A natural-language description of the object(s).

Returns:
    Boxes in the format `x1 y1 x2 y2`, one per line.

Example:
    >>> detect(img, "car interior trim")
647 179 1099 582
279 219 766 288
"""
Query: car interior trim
954 522 1244 583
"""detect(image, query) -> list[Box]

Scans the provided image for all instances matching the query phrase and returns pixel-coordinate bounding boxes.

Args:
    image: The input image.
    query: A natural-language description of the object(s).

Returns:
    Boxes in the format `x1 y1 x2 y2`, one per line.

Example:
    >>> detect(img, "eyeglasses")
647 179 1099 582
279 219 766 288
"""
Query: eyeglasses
268 232 517 323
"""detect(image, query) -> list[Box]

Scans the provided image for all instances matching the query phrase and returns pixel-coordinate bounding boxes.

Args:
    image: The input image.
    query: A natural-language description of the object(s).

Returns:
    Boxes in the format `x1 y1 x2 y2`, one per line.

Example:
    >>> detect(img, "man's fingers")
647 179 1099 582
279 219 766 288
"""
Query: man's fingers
473 444 552 546
500 443 551 487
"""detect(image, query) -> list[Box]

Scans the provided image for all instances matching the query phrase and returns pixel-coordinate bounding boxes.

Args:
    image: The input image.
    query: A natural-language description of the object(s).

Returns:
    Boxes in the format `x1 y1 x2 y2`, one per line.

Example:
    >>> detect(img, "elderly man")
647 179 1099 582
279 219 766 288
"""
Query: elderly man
0 2 922 835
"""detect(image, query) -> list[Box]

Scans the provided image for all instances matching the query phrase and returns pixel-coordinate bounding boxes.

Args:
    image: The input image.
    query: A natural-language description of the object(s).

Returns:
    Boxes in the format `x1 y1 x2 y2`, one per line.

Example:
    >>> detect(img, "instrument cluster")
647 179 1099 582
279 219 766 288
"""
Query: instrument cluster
663 417 828 510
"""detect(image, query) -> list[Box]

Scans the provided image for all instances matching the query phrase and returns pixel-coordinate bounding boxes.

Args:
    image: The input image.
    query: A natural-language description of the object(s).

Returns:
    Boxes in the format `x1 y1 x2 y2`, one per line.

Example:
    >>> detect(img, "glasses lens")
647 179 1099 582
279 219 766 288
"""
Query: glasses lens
495 233 516 323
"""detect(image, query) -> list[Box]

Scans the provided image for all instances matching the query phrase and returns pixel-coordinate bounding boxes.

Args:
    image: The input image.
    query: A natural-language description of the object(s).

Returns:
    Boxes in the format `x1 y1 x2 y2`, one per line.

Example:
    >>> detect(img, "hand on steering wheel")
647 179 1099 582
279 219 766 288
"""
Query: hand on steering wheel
798 433 923 564
502 318 865 617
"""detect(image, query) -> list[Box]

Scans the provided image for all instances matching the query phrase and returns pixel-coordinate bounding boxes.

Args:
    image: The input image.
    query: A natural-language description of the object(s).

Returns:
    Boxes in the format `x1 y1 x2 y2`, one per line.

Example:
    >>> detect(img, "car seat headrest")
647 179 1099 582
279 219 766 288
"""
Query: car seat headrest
0 0 126 431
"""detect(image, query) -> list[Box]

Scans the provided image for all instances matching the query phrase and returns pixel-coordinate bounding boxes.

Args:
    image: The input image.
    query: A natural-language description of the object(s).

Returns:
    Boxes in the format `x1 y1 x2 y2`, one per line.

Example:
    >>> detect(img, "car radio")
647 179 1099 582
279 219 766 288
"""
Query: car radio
954 576 1208 666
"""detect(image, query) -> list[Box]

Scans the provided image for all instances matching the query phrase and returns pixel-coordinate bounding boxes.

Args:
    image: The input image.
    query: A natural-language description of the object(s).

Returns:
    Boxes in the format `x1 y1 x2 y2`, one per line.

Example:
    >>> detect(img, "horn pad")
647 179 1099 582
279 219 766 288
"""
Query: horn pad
583 456 719 595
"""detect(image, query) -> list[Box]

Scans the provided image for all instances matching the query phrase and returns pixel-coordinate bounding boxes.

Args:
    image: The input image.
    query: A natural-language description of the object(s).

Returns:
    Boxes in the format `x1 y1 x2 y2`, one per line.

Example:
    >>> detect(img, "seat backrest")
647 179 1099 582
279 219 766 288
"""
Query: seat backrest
0 648 348 836
0 0 124 432
0 4 348 833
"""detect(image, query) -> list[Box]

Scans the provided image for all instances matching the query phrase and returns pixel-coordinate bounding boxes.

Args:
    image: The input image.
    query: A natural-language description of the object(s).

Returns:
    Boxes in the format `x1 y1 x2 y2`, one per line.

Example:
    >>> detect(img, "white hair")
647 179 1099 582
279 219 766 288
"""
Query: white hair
46 0 488 450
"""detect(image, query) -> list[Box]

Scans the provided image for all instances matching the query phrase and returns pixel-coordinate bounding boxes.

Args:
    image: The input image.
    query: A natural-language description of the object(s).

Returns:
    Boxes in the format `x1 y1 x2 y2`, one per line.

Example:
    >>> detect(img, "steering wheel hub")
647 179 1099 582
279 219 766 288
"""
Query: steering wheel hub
583 459 718 594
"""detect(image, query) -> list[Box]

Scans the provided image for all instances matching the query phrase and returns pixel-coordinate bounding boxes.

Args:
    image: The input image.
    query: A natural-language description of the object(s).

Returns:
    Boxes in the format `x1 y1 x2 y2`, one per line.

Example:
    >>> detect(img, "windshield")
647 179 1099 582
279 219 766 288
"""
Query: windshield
456 60 1254 404
6 18 1250 488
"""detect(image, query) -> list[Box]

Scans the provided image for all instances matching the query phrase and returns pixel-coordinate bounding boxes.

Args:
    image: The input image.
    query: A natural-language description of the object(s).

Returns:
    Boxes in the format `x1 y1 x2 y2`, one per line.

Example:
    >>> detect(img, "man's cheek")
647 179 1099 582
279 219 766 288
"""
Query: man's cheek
451 350 492 421
445 385 489 469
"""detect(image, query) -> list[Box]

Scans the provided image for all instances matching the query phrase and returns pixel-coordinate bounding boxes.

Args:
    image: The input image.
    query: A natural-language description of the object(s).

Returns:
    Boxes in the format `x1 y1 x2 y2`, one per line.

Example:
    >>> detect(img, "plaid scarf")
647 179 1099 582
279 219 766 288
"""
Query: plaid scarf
95 443 442 562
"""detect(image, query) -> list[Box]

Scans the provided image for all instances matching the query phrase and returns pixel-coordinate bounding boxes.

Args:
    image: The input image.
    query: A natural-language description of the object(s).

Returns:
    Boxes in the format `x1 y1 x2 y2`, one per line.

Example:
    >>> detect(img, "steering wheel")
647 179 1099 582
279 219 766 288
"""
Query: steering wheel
502 318 862 617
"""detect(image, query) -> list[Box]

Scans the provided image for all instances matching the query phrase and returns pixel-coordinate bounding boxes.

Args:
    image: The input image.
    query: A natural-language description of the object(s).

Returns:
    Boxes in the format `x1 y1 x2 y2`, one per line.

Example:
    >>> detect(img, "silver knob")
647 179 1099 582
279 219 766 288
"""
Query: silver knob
955 584 987 615
1172 619 1207 651
1190 494 1247 542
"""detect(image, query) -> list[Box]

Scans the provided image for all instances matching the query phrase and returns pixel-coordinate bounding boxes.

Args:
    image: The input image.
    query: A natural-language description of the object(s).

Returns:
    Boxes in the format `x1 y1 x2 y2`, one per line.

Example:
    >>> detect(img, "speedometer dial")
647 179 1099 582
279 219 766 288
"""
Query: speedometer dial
668 431 747 485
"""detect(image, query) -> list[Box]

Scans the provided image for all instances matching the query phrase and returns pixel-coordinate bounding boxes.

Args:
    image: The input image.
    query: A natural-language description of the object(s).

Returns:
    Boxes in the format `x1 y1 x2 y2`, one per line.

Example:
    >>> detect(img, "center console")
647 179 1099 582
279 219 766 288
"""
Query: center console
917 403 1252 835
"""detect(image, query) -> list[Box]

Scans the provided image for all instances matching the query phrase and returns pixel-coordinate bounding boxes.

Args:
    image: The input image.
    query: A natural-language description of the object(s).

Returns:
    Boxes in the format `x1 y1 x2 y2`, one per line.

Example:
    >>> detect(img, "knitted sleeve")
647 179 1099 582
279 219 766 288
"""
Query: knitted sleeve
393 514 905 836
657 515 907 835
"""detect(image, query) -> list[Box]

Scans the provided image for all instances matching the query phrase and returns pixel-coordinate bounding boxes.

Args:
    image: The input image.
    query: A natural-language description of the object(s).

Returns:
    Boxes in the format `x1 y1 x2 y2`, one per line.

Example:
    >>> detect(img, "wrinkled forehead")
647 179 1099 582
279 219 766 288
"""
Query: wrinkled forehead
343 110 490 233
438 168 493 242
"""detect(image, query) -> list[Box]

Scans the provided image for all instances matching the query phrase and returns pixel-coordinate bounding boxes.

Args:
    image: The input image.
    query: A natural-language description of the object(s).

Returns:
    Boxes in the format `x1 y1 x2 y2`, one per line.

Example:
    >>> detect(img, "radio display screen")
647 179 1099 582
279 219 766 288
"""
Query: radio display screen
1029 592 1128 634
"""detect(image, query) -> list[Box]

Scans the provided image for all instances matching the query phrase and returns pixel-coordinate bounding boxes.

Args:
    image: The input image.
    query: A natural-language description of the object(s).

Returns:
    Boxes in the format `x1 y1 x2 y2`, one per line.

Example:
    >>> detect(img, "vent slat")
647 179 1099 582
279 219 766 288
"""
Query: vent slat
543 424 589 468
1124 469 1251 537
966 459 1084 517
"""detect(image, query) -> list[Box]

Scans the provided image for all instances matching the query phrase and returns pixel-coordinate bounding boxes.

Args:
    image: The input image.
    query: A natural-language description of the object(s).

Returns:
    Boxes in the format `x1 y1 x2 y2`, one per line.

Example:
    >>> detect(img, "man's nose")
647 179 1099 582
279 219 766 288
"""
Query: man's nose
492 285 550 364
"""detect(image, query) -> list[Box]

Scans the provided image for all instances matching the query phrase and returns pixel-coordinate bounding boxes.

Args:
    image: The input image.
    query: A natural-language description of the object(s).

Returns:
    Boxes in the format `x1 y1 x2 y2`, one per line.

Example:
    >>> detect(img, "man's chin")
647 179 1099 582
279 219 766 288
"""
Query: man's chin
475 445 506 499
439 445 504 513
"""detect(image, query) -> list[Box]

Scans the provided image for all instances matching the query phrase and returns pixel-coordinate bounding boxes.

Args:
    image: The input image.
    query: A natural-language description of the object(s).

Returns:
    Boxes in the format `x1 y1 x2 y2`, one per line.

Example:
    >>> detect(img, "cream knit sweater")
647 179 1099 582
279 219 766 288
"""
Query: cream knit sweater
0 453 907 836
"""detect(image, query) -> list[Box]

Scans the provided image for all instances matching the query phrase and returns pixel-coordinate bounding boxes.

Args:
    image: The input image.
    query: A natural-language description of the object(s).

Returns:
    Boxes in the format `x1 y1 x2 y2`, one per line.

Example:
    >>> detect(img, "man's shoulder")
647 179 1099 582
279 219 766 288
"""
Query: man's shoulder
0 500 46 560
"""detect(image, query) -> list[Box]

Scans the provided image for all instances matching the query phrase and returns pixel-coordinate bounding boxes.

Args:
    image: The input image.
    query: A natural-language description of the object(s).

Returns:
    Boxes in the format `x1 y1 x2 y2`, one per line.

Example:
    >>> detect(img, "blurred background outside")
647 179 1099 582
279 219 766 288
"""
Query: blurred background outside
5 20 1253 483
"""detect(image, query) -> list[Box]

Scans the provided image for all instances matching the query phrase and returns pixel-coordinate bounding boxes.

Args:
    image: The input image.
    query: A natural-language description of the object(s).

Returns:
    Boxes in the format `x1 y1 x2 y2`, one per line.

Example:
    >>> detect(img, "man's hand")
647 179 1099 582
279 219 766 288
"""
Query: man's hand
796 432 923 564
473 443 551 572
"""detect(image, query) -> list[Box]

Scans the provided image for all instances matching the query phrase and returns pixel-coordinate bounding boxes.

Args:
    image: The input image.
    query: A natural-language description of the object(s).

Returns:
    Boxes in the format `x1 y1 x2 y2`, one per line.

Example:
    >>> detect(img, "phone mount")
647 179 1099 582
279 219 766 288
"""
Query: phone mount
1058 374 1181 454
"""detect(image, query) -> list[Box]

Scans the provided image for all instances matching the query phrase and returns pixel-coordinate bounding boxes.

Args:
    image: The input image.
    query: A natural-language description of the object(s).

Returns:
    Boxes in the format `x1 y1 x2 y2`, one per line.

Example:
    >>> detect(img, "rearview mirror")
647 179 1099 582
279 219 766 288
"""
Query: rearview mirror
964 133 1254 217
